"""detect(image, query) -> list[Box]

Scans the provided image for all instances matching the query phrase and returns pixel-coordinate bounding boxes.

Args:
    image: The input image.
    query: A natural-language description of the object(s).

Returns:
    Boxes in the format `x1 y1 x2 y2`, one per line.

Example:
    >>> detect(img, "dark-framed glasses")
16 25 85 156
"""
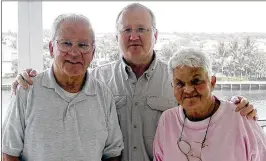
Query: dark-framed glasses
55 40 94 53
119 27 152 36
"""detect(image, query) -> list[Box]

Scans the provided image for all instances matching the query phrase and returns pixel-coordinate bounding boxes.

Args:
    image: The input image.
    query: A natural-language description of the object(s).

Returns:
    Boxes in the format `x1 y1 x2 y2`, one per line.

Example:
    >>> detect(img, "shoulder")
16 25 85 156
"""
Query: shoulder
16 71 45 98
156 58 168 70
220 100 266 139
159 107 179 124
87 75 112 93
90 60 120 75
89 60 122 83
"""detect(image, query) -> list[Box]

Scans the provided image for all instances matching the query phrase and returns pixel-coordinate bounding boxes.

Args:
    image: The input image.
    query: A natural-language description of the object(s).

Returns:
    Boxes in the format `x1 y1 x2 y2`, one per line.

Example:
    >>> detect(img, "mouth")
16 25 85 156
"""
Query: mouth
183 95 200 99
65 60 82 65
129 44 142 47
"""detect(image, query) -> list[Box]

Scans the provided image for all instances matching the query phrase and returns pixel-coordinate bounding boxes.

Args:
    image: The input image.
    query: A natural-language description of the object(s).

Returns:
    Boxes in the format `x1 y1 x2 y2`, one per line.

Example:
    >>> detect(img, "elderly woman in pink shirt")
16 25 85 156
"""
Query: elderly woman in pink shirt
153 48 266 161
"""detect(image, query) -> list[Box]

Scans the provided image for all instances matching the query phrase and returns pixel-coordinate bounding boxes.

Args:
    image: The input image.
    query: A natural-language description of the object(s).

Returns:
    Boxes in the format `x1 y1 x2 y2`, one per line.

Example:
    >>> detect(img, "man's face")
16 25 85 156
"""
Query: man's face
172 66 216 113
116 7 158 65
49 21 94 77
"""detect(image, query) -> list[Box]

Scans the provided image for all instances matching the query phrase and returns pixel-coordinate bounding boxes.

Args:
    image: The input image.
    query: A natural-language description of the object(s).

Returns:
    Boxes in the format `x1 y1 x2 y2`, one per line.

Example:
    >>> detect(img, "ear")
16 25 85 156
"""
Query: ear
154 29 158 44
116 34 118 42
210 76 216 91
49 41 54 58
92 48 95 57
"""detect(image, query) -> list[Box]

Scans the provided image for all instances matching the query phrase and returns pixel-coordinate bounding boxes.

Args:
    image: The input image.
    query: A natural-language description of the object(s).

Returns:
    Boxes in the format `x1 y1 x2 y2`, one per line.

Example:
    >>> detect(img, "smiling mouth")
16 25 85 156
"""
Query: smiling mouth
66 60 82 65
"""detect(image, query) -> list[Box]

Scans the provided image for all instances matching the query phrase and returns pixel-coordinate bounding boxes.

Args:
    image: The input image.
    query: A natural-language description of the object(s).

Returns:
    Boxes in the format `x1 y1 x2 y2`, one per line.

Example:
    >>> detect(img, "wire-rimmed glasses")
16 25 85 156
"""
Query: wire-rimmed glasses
119 27 152 36
55 40 94 54
177 113 212 161
177 139 202 161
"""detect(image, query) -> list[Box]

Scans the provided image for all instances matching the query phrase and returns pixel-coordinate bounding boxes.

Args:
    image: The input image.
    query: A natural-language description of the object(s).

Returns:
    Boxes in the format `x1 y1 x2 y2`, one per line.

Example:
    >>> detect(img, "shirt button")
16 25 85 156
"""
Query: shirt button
70 108 76 117
133 146 137 150
135 102 139 106
133 124 137 128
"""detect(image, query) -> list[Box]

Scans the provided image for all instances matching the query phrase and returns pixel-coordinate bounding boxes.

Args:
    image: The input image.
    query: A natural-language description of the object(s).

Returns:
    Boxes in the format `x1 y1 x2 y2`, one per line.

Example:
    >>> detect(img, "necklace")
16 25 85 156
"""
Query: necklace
177 97 220 160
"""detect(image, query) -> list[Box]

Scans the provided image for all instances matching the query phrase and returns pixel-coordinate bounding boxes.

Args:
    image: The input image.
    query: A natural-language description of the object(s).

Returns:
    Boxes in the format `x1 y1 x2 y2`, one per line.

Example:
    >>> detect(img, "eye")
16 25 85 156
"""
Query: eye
137 27 146 33
122 28 132 33
191 78 201 85
78 43 89 49
60 41 72 47
175 81 185 88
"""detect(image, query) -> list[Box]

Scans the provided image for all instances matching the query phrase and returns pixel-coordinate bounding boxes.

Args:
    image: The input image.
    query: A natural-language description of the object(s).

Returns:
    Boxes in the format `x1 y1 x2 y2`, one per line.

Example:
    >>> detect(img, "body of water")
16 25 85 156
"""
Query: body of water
213 90 266 119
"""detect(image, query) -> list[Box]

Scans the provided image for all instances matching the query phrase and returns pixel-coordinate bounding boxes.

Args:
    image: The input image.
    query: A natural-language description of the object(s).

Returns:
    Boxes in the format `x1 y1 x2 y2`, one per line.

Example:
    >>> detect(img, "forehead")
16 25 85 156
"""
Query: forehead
57 21 92 40
118 7 153 27
173 66 207 79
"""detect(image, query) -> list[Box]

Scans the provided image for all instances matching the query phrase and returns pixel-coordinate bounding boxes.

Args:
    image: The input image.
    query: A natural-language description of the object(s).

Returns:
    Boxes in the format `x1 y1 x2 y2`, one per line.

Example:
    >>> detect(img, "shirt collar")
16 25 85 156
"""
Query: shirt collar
120 50 158 80
41 67 96 96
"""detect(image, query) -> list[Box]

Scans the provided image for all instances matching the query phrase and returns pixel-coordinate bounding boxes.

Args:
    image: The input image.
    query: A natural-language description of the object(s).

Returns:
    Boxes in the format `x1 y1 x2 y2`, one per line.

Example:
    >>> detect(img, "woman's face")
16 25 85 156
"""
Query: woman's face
172 65 216 114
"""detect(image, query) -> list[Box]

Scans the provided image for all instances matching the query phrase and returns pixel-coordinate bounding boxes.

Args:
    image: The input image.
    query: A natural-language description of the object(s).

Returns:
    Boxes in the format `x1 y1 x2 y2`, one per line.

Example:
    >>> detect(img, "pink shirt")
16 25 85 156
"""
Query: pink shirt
153 100 266 161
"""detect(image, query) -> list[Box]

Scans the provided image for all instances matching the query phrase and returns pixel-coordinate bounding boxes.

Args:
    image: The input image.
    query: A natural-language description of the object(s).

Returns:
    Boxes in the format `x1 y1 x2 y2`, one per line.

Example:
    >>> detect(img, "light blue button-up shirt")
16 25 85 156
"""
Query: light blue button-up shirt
90 53 177 161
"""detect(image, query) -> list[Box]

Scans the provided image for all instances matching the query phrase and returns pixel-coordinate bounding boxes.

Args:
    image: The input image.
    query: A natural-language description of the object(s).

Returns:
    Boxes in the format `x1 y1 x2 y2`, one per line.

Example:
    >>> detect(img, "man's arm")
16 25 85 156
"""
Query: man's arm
101 88 124 160
12 69 258 120
2 153 20 161
2 89 26 160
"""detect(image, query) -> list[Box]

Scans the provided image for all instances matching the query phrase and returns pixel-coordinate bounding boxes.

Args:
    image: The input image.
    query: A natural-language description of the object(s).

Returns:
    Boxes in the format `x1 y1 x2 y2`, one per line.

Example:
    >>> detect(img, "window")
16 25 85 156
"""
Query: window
2 1 18 78
2 1 18 122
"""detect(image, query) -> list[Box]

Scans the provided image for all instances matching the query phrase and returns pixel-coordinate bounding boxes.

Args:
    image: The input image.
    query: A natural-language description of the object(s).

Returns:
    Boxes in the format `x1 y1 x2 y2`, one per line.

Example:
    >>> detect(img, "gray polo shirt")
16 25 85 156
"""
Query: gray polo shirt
2 68 124 161
90 53 177 161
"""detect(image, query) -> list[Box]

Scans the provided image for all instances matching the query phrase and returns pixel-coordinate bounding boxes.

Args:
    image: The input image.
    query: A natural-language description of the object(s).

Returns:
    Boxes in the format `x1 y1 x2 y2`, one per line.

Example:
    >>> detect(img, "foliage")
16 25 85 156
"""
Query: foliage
2 31 266 81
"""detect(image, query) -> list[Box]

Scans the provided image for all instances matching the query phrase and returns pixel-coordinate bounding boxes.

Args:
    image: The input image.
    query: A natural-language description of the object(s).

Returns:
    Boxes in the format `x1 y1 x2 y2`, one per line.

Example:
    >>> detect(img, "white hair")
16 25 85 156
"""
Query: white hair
168 48 213 82
51 13 95 43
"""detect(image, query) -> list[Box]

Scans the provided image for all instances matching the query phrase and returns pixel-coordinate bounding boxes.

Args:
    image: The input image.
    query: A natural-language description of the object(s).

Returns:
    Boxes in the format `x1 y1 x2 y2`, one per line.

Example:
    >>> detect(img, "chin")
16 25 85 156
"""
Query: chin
182 98 200 108
64 70 85 77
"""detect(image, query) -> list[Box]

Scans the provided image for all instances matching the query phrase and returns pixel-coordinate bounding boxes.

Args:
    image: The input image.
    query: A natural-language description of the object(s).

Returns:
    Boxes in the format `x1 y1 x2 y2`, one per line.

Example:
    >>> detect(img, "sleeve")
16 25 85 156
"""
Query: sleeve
240 119 266 161
102 91 124 159
2 89 26 157
153 112 166 161
249 122 266 161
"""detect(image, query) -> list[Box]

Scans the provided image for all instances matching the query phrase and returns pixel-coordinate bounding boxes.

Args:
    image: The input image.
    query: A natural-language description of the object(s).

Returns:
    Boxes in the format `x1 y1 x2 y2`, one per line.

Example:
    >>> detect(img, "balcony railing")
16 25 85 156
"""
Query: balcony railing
258 120 266 132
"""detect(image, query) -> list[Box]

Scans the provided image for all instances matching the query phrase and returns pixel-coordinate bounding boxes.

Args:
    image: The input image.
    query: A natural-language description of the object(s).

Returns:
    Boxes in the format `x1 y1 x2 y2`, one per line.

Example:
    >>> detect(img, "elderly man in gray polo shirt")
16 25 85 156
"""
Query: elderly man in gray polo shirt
2 14 123 161
11 3 257 161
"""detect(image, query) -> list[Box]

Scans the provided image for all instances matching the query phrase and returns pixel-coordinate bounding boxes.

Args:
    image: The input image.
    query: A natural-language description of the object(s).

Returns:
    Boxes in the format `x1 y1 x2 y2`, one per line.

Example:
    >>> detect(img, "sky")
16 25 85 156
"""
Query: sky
2 1 266 33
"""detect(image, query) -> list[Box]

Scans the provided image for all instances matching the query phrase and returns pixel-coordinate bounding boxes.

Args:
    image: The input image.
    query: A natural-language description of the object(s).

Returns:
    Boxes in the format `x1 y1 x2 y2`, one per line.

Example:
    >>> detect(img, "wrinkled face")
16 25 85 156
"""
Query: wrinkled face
116 7 158 65
49 21 94 77
173 65 216 112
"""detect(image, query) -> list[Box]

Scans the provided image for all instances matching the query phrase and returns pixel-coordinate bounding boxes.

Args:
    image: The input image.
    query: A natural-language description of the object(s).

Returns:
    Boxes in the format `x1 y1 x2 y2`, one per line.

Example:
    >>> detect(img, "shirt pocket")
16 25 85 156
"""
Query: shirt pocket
144 96 176 136
147 96 176 111
143 96 177 159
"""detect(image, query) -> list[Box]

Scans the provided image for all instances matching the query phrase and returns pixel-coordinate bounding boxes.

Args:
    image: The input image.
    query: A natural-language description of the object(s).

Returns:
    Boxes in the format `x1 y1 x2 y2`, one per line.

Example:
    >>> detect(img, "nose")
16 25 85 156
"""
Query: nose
184 84 195 93
129 30 139 40
68 45 81 56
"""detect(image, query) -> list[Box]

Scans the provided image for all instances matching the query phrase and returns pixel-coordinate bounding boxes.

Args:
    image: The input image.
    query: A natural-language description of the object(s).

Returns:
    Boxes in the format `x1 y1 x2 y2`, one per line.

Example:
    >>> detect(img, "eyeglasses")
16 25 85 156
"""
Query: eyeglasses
119 27 152 36
54 40 94 54
177 115 212 161
177 139 202 161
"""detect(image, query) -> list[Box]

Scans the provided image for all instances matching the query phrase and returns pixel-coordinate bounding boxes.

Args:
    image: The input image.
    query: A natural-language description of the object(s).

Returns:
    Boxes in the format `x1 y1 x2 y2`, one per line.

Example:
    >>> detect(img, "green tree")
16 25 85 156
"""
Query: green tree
157 40 181 62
